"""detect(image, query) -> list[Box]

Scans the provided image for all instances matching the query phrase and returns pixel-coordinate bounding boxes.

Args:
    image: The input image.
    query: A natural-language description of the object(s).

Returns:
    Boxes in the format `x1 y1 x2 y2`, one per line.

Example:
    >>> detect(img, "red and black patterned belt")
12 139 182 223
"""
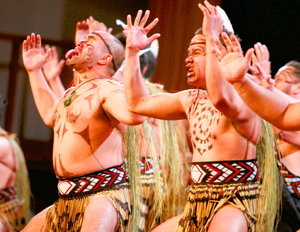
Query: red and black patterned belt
139 157 162 175
57 164 129 198
191 159 259 184
275 152 300 198
0 186 17 204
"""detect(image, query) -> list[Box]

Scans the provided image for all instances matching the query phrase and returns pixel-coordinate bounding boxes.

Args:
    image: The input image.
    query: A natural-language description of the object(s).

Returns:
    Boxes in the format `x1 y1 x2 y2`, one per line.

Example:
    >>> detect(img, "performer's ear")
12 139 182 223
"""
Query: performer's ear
97 54 113 66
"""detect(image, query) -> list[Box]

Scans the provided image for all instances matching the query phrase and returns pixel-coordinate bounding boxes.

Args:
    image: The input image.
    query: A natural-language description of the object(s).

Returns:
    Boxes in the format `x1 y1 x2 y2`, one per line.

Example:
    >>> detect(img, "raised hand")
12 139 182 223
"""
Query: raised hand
250 62 274 90
198 1 223 38
22 33 50 72
87 16 113 34
126 10 160 52
42 45 65 82
212 32 254 83
75 20 89 45
251 42 271 75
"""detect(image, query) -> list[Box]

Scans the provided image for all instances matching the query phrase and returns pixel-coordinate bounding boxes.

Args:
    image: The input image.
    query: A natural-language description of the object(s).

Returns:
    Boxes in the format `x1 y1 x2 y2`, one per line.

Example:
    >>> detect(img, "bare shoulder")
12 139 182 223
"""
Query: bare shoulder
177 89 207 106
97 80 125 101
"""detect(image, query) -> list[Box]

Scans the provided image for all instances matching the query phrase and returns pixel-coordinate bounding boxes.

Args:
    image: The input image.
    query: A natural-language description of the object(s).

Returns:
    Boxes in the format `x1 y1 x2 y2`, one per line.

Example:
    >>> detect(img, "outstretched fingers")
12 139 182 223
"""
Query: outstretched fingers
211 38 226 61
230 34 242 54
148 33 161 45
133 10 143 27
23 36 30 52
203 0 216 15
215 38 228 56
30 33 36 49
139 10 150 27
198 3 209 17
221 32 234 53
244 48 254 70
144 17 159 33
127 14 133 28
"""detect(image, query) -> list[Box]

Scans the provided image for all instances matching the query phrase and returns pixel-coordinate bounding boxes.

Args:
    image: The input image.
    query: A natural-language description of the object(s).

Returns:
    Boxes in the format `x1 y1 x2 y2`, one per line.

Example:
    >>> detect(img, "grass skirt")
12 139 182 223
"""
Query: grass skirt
175 180 261 232
0 198 25 232
42 182 131 232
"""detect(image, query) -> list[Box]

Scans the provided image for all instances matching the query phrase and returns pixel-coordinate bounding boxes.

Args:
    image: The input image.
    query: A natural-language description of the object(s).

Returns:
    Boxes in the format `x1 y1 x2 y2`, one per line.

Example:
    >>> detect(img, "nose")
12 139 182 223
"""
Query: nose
185 55 193 64
77 40 84 49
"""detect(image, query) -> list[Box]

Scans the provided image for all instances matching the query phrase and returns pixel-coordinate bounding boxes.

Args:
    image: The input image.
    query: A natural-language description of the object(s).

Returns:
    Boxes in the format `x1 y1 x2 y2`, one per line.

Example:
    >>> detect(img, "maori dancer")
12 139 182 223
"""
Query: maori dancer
123 2 280 232
21 27 145 231
246 48 300 231
115 29 190 231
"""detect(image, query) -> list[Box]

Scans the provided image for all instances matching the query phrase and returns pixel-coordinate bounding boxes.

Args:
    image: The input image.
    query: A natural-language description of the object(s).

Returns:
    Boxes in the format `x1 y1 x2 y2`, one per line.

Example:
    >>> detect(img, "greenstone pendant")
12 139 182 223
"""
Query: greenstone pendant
64 90 75 106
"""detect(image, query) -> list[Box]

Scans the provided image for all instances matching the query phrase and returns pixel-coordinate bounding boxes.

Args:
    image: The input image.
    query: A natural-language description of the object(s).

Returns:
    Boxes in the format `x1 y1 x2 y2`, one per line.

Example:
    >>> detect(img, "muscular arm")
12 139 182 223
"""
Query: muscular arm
232 78 300 130
123 11 187 120
23 34 57 127
200 2 254 121
99 84 145 125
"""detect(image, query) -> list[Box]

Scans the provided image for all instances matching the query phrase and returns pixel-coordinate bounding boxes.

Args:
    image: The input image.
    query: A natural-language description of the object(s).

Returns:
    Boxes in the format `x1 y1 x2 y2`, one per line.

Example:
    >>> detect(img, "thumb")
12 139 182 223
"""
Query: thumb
244 48 254 67
58 60 65 72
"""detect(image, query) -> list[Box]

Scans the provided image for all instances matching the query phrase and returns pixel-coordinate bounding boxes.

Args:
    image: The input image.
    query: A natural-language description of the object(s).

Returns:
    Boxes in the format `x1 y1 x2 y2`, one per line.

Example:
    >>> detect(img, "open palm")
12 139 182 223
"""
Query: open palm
220 52 250 83
212 33 254 83
126 10 160 52
23 34 49 72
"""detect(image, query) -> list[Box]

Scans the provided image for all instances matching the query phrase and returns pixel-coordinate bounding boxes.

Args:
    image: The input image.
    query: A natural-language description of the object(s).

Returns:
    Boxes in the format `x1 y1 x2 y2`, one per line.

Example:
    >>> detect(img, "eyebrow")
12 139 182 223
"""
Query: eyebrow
92 32 117 73
190 41 206 46
86 35 96 40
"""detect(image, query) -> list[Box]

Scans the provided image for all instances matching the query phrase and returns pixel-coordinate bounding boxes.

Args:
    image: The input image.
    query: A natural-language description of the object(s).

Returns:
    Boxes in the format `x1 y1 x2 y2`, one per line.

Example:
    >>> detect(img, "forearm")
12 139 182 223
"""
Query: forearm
272 87 297 102
28 70 57 126
48 77 65 99
206 36 237 114
232 78 293 129
123 48 150 112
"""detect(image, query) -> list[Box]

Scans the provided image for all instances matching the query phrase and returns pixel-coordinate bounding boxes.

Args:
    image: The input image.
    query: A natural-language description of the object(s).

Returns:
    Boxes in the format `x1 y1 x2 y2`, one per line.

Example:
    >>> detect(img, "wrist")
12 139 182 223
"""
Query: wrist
232 76 248 91
125 47 140 56
27 68 43 74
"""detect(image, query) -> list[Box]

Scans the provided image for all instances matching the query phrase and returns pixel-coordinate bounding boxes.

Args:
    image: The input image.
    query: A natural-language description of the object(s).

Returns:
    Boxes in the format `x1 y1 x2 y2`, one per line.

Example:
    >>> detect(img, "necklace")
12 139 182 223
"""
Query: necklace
64 77 106 106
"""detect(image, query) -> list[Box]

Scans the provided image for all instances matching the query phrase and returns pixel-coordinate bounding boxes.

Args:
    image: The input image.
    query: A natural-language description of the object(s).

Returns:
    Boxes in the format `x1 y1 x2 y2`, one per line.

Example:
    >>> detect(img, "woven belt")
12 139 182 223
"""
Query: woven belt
0 186 17 204
139 157 162 175
191 159 259 184
275 152 300 197
57 164 129 198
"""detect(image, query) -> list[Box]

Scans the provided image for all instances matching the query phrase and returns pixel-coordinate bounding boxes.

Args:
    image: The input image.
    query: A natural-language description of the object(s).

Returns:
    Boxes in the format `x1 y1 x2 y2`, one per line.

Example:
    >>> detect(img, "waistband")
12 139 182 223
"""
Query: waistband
57 164 129 198
139 157 162 175
275 151 300 197
191 159 259 184
0 186 17 204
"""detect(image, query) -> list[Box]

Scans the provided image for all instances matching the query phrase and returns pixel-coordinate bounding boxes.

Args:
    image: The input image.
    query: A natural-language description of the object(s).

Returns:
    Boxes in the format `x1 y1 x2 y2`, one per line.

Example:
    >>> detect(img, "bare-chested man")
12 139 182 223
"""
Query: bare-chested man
21 28 145 231
123 2 279 232
244 50 300 231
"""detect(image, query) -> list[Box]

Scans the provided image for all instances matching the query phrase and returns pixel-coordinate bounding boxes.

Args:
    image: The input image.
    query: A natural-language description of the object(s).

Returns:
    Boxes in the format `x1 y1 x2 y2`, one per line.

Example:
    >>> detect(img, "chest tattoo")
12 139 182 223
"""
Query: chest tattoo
84 94 94 110
58 153 73 177
74 125 93 154
192 106 221 155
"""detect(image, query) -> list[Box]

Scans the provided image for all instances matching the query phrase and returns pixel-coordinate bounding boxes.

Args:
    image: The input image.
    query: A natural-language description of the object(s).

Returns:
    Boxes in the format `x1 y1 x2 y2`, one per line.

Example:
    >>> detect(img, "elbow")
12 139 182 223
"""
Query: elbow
126 99 143 114
211 95 229 110
43 115 54 128
128 115 146 126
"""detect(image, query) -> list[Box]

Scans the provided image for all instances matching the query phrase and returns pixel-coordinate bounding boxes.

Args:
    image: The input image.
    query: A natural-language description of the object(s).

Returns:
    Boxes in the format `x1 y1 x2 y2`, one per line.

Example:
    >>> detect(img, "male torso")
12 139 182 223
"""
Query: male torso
184 90 258 162
52 79 125 178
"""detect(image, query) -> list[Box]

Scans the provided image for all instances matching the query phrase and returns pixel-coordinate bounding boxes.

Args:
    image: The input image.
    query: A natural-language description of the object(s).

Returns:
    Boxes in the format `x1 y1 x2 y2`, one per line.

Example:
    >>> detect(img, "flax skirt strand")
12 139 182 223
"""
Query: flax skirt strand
42 182 131 232
175 181 261 232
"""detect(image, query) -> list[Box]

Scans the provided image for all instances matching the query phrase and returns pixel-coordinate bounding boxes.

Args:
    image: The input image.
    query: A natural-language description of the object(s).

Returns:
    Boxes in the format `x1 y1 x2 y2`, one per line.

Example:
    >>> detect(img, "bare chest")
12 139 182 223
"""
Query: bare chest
187 99 227 156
